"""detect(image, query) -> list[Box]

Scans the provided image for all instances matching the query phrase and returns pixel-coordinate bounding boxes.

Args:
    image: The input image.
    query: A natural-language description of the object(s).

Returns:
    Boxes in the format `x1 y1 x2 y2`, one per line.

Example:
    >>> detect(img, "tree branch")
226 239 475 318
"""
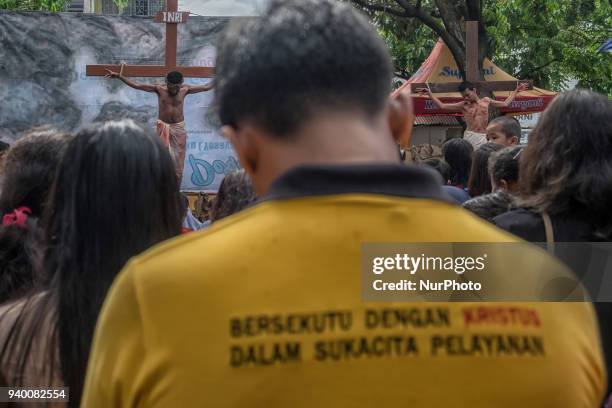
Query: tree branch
350 0 409 18
353 0 451 47
395 0 466 72
350 0 469 78
430 0 469 74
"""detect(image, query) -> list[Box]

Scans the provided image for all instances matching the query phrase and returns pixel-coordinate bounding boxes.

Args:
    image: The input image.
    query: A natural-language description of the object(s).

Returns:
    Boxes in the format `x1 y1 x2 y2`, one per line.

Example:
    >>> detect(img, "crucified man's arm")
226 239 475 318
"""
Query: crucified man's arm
416 86 464 111
105 68 158 93
489 82 529 108
186 81 215 95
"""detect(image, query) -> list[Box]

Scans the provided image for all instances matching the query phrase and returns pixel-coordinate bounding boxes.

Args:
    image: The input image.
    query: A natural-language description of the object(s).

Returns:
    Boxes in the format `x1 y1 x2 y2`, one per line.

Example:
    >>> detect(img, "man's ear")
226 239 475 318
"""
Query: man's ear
221 125 259 176
388 90 414 148
509 135 519 146
499 179 509 192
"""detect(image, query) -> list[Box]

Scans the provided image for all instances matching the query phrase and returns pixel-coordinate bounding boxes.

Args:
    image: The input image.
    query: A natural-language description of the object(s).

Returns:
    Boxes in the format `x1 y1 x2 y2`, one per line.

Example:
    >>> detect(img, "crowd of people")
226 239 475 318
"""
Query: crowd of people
0 0 611 406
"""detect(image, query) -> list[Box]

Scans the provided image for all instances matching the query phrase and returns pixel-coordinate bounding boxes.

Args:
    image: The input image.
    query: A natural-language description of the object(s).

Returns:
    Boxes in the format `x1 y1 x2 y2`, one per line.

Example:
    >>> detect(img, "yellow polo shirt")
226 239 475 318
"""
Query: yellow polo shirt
82 165 606 407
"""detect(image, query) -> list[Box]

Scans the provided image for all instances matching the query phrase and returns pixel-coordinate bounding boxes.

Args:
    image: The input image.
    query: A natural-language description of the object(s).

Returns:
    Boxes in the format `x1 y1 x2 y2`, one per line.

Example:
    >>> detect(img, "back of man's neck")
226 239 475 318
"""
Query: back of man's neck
255 115 401 194
291 115 398 163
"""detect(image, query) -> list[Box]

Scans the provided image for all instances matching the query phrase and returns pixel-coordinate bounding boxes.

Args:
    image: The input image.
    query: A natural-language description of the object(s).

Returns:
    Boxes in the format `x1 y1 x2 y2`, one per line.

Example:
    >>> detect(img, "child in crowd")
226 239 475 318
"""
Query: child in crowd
422 158 470 204
463 146 521 222
467 142 504 197
422 158 450 183
441 138 473 189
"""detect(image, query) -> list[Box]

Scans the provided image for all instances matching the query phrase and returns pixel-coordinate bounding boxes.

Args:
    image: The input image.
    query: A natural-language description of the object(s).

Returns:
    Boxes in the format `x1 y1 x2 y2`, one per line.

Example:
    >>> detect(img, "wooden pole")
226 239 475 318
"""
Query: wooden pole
466 21 479 82
165 0 179 69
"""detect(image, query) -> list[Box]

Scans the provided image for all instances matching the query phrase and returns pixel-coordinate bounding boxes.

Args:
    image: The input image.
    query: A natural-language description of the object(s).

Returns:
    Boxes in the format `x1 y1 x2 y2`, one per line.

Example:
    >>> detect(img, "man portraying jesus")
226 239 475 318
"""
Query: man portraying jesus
420 81 528 149
105 68 214 182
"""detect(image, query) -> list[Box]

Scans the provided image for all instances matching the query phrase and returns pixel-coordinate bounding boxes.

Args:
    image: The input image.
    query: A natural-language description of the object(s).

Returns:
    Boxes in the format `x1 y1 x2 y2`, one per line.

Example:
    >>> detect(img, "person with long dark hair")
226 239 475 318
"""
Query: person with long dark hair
467 142 504 197
441 138 473 189
494 89 612 398
0 128 71 304
0 120 183 406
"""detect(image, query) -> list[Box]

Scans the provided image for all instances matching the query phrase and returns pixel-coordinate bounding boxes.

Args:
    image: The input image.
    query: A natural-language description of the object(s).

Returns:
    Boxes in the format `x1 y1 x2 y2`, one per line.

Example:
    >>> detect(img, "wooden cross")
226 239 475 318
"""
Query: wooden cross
410 21 531 93
86 0 213 79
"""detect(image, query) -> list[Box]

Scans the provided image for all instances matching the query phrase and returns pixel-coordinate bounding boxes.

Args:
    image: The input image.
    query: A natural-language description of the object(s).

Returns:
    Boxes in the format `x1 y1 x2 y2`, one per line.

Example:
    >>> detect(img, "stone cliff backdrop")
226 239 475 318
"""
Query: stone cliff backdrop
0 11 237 192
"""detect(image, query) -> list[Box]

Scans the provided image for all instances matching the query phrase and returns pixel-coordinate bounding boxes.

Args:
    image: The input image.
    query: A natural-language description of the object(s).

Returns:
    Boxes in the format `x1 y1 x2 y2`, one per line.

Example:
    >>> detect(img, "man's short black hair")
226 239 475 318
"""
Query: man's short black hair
459 81 475 93
489 116 521 139
167 71 184 84
215 0 393 136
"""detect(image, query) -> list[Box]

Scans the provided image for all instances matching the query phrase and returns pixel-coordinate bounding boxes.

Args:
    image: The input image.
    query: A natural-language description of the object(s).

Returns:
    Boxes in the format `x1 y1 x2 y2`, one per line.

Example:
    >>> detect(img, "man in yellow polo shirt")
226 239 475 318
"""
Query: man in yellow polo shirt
82 0 606 406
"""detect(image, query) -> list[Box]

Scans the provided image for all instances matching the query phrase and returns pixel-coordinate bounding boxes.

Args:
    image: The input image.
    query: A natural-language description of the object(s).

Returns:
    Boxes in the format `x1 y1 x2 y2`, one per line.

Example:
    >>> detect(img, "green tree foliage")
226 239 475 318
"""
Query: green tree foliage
0 0 70 11
375 13 437 79
113 0 129 12
485 0 611 94
351 0 611 95
352 0 486 83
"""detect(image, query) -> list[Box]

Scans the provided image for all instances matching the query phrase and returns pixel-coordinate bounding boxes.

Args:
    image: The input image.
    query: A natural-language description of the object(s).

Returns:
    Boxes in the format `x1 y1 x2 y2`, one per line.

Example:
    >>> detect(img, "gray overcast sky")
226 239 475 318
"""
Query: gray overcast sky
179 0 269 16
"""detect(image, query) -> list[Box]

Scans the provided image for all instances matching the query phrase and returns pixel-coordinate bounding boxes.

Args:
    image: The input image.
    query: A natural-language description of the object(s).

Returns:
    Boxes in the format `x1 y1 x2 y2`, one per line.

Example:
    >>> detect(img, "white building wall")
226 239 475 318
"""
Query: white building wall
411 127 462 147
179 0 269 15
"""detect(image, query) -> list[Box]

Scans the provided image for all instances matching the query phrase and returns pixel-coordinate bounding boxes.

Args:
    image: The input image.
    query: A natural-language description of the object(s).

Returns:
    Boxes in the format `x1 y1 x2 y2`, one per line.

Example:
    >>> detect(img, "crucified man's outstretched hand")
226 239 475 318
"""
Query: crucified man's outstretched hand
104 64 126 79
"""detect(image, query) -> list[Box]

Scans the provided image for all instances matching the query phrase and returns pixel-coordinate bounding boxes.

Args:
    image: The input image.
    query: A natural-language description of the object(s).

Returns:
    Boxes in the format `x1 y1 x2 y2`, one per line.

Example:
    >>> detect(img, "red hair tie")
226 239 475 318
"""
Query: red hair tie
2 207 32 229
